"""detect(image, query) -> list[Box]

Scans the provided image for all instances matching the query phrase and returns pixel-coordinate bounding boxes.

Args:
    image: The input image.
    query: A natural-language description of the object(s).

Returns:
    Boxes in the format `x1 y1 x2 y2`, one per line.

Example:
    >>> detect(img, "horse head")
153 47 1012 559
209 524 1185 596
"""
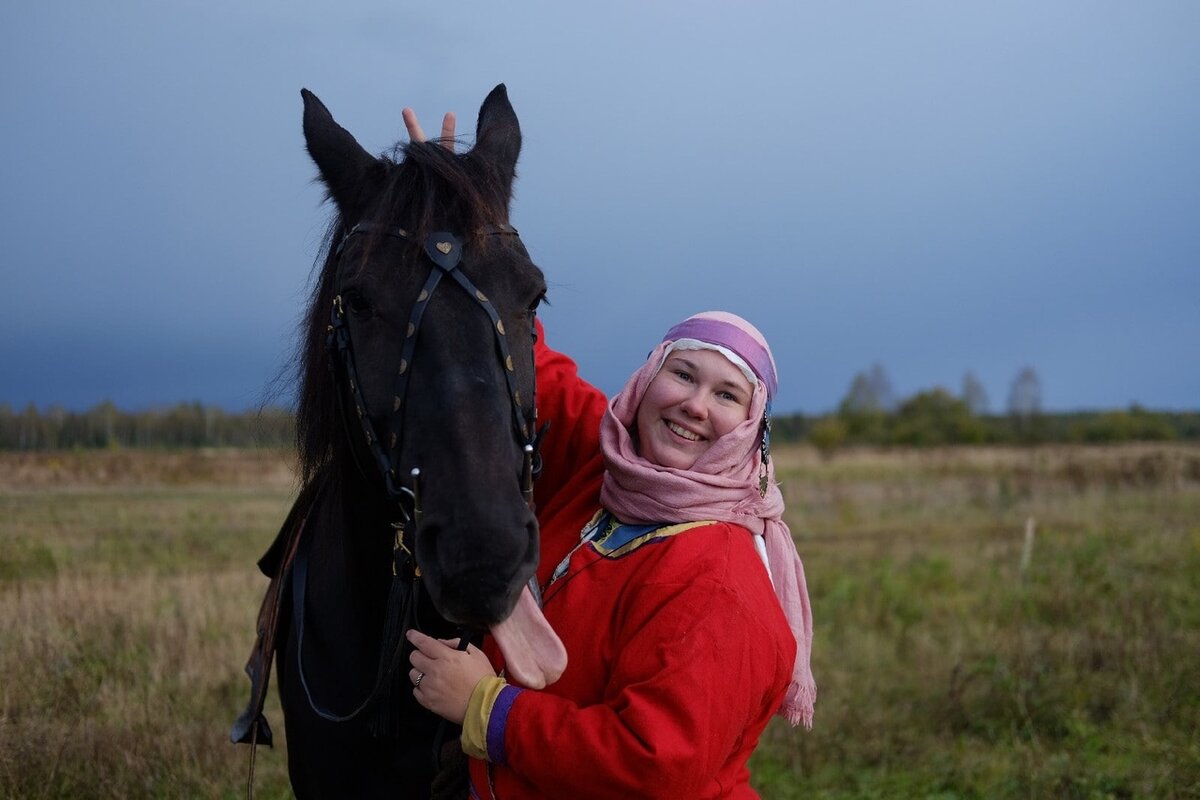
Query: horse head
297 85 546 633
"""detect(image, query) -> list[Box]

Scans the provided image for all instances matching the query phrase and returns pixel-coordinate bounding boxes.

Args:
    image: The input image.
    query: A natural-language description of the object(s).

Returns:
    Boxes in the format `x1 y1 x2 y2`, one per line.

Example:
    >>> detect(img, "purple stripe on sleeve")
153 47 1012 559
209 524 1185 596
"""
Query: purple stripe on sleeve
663 318 777 398
486 685 523 766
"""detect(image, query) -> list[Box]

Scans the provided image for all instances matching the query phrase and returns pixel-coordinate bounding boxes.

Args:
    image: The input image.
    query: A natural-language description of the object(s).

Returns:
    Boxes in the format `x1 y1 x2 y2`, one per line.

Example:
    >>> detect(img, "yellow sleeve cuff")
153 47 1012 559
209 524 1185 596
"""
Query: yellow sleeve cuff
461 675 508 761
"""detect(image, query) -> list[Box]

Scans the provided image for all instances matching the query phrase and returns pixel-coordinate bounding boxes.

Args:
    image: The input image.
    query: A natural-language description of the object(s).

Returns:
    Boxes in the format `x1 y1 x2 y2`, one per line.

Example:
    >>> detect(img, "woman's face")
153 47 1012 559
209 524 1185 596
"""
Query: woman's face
634 348 755 470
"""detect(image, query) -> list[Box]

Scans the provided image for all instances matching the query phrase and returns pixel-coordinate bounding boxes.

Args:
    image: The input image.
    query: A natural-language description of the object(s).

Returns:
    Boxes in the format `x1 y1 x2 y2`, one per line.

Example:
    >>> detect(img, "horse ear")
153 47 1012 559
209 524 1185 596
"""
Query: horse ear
474 84 522 201
301 88 377 215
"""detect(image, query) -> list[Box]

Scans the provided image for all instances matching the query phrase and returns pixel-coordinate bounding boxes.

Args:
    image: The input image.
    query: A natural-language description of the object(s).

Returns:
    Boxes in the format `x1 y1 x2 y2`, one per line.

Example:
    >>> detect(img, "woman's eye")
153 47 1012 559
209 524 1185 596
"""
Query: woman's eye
674 370 693 383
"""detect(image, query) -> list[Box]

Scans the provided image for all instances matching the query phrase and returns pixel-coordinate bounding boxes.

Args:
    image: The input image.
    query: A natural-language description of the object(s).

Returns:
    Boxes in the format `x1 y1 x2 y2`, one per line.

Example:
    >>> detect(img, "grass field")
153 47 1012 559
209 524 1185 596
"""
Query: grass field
1 445 1197 798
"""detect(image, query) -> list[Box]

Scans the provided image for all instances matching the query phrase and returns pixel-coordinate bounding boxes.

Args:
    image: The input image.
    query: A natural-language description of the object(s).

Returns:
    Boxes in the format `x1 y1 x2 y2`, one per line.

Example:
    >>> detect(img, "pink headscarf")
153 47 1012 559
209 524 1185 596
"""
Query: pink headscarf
599 312 816 728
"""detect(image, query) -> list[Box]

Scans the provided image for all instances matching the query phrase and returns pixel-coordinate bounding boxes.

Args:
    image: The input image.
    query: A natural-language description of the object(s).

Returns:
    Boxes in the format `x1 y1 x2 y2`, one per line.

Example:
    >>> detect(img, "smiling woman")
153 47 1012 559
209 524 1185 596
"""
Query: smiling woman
407 307 816 799
634 349 754 470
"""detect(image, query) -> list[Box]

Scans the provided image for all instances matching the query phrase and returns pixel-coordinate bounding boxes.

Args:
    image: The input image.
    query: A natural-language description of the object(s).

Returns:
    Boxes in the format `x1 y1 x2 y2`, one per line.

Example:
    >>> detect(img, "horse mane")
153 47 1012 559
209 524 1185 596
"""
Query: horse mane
294 140 516 486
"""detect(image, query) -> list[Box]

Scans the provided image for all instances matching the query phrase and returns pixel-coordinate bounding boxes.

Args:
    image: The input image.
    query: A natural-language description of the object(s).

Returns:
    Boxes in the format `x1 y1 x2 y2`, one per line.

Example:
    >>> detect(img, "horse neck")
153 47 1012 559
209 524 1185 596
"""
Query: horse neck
303 469 397 610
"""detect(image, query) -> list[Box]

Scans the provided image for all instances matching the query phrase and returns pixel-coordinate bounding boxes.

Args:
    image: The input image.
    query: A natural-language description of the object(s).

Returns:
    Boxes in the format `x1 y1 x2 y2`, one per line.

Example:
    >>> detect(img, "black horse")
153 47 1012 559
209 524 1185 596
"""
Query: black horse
232 85 553 798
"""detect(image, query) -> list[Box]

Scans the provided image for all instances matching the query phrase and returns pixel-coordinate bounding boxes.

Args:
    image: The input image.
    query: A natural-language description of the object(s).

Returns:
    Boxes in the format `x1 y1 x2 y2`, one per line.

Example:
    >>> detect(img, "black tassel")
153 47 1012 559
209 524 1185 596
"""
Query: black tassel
369 523 419 737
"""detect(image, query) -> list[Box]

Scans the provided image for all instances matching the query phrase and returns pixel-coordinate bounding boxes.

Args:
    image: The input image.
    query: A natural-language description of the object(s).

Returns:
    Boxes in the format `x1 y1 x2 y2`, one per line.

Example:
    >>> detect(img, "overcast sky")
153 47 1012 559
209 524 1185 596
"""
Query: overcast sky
2 1 1197 415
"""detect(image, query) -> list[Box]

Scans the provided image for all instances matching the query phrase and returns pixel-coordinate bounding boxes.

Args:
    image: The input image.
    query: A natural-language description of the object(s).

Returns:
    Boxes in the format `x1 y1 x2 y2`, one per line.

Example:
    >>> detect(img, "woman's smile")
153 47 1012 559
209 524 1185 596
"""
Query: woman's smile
665 420 702 442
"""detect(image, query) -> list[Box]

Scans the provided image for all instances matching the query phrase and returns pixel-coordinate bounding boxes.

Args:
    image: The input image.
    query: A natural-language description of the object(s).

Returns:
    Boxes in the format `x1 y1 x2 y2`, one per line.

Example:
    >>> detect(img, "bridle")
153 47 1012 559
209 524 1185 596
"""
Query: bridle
325 221 541 526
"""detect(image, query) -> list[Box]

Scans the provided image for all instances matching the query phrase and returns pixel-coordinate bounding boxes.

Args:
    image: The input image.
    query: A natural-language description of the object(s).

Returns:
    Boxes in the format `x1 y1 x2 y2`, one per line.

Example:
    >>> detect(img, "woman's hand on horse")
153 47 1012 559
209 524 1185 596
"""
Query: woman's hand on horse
406 629 494 724
402 108 456 152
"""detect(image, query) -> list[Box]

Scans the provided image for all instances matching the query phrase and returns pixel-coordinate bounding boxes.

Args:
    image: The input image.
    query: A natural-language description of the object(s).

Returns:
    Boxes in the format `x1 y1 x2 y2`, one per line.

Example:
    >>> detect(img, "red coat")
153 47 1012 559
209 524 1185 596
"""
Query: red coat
468 327 795 799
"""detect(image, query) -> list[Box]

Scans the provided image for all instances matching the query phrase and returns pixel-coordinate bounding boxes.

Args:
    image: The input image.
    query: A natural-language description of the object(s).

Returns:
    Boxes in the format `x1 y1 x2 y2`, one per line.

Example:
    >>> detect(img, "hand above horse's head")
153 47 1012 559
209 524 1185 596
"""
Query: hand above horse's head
402 107 457 152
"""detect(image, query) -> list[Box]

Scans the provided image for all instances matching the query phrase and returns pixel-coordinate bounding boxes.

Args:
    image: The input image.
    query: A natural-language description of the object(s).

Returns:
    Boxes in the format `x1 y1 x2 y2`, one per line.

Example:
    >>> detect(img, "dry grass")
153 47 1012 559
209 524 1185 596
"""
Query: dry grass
1 446 1198 798
0 450 296 799
0 449 297 492
0 571 291 798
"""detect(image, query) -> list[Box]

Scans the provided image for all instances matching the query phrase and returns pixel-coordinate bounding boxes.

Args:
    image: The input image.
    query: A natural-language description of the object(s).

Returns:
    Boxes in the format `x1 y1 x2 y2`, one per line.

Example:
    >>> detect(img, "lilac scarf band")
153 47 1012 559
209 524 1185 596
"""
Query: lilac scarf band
661 315 779 400
599 312 816 728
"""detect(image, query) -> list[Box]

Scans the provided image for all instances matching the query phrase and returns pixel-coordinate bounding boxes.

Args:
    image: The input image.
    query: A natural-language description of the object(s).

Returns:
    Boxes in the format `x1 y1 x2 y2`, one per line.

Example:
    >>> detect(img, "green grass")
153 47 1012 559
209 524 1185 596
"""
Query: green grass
751 444 1200 799
0 488 291 579
2 446 1198 798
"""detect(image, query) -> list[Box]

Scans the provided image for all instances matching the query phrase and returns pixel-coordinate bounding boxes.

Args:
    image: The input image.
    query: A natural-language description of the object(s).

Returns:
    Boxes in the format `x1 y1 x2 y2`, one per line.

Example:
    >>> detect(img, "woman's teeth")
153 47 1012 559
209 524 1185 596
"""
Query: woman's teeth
667 421 700 441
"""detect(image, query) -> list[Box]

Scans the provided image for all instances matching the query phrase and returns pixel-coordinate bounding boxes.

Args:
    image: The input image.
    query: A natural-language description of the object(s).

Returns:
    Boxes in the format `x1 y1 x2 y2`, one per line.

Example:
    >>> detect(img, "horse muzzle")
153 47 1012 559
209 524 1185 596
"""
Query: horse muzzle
415 514 539 628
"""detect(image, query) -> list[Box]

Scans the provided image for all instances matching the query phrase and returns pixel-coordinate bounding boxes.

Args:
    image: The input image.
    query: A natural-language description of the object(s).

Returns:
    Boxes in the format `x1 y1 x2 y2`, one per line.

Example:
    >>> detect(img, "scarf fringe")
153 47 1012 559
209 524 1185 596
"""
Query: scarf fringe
779 678 816 729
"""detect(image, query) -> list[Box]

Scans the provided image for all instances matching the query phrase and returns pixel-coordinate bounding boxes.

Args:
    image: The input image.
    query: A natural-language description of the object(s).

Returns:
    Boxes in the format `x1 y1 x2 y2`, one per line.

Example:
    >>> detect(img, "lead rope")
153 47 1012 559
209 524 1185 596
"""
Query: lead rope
428 632 475 779
430 444 536 779
245 721 258 800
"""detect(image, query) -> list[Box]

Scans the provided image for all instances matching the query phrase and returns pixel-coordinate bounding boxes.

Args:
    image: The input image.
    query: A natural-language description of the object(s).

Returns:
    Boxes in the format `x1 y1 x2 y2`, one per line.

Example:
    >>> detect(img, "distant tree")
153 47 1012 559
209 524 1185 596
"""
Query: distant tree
838 364 896 442
1007 366 1043 441
770 413 809 443
1007 367 1041 417
867 364 896 412
1127 406 1177 441
1166 411 1200 439
94 400 119 448
1067 406 1177 443
961 371 988 415
892 388 987 446
841 374 874 414
807 416 848 457
19 403 39 449
840 363 896 414
0 403 12 448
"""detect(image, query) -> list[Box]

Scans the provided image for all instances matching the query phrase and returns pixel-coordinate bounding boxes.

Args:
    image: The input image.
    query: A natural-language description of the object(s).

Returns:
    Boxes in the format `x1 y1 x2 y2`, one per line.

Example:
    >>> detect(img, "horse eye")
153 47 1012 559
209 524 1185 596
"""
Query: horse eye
344 291 373 316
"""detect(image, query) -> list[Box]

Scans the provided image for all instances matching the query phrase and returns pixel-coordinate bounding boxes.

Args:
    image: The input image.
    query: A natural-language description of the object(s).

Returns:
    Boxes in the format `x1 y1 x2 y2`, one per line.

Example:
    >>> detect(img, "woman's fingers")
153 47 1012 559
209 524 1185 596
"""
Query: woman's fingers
404 628 496 724
439 112 456 147
402 108 457 152
402 107 426 143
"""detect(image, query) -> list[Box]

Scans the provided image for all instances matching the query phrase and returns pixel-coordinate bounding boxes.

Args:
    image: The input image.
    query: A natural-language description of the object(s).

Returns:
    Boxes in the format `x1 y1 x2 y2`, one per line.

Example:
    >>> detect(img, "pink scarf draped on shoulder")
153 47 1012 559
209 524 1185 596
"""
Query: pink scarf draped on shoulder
598 334 816 729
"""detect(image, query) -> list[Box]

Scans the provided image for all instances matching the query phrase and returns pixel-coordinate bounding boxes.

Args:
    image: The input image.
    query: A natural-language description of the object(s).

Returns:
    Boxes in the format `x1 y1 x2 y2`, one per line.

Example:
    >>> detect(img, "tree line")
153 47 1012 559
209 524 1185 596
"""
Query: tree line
0 401 294 450
2 371 1197 452
772 364 1200 453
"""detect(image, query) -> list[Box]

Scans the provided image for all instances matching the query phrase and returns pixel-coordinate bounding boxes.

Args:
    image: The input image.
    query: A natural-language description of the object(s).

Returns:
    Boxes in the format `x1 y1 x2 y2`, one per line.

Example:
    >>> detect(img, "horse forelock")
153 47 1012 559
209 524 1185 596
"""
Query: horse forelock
381 141 511 243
